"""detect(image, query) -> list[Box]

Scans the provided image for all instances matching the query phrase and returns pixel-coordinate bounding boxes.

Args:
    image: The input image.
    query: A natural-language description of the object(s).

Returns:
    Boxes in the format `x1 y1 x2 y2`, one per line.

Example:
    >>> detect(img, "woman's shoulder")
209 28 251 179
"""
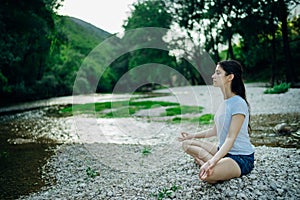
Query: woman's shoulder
227 95 245 104
227 95 248 109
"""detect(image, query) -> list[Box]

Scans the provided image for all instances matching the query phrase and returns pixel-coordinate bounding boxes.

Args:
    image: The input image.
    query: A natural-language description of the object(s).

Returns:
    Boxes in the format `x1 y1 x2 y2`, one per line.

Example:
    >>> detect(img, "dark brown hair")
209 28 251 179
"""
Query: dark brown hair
218 60 251 133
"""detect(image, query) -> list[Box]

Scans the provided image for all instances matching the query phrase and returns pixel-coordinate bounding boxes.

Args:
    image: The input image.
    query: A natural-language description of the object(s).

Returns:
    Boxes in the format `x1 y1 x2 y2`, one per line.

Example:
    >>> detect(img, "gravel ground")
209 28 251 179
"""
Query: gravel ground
19 144 300 199
18 84 300 199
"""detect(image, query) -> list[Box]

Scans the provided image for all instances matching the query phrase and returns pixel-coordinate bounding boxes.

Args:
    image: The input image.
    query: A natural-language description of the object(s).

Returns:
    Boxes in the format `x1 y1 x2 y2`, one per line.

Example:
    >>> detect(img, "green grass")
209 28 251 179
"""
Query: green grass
264 82 291 94
60 100 210 125
196 113 214 124
162 105 203 116
86 167 100 178
60 100 180 118
171 113 214 124
141 146 152 156
151 183 181 200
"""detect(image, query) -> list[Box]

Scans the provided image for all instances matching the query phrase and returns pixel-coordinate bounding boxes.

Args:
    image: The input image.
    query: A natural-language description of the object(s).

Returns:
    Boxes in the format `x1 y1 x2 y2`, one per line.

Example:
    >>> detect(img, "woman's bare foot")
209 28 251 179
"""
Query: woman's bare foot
194 157 204 166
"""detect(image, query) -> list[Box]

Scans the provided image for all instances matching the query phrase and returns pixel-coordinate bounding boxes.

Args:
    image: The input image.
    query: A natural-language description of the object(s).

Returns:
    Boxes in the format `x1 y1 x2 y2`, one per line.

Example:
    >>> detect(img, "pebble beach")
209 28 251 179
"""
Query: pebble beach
18 84 300 199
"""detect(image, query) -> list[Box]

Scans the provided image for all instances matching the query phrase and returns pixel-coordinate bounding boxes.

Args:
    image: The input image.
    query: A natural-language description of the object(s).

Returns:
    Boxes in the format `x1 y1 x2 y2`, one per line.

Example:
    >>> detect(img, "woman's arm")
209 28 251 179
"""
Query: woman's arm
178 124 217 141
199 114 245 179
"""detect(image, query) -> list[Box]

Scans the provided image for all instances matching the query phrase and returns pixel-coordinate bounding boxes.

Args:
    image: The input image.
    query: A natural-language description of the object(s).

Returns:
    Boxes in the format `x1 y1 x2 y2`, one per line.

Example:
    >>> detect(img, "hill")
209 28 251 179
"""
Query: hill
56 16 112 55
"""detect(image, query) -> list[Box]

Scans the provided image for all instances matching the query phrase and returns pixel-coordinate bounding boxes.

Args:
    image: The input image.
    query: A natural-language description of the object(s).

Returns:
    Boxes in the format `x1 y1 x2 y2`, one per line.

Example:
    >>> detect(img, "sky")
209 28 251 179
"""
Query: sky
57 0 137 34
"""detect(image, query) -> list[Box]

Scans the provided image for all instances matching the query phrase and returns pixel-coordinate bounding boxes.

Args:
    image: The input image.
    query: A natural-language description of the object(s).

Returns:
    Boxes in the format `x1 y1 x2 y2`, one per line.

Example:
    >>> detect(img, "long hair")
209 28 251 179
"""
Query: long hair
218 60 252 133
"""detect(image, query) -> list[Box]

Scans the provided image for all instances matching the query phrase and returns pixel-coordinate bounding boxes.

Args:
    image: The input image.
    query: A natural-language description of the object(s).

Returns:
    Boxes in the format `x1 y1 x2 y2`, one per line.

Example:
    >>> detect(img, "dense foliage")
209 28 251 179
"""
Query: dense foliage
0 0 110 103
167 0 300 85
0 0 299 104
0 0 59 102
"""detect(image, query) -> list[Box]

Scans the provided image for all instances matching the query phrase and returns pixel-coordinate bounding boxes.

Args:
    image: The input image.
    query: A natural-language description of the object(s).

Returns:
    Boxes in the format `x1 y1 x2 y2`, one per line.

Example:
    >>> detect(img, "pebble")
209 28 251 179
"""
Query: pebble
7 84 300 199
17 144 300 200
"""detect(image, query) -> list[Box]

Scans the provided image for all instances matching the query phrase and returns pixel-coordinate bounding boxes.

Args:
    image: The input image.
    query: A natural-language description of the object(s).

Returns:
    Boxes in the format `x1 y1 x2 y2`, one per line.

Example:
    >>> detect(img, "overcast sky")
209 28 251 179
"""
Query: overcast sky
57 0 137 34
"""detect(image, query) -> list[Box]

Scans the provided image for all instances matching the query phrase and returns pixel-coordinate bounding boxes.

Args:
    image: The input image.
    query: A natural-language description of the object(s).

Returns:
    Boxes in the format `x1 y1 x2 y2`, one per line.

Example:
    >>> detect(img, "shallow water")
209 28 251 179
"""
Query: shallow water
0 111 57 199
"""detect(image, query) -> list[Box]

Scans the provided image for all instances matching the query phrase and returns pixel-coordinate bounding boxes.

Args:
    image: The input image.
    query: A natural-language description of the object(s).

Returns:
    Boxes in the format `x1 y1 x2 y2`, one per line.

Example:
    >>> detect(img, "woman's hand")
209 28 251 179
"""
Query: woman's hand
177 132 192 142
199 159 216 180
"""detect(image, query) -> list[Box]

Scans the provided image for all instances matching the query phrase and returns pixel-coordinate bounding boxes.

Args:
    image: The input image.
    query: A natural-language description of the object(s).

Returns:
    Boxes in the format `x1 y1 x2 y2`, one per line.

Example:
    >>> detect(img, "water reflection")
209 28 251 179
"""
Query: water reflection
0 109 58 199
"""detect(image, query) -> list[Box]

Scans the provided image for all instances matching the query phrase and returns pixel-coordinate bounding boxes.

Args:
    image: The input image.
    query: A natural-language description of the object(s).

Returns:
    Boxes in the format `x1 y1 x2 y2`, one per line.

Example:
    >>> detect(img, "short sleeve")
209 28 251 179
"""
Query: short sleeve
231 98 248 116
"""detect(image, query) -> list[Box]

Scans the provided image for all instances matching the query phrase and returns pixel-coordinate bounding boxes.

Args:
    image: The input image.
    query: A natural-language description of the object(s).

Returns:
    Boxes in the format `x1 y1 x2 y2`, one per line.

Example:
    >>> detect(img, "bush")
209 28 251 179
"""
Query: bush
264 82 291 94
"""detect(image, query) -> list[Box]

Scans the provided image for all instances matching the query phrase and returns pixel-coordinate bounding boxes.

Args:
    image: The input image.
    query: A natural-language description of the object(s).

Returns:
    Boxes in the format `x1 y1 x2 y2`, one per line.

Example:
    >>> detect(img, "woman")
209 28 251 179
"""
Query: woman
178 60 255 184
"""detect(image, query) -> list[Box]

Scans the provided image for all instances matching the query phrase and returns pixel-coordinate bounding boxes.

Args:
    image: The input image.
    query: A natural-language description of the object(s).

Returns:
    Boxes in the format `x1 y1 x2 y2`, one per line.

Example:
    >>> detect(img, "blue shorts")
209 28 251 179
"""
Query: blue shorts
225 153 255 176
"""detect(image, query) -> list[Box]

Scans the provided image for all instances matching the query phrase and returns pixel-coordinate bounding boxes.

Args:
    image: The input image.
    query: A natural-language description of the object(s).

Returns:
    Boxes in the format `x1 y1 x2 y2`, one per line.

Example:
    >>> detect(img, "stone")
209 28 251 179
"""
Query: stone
274 123 292 135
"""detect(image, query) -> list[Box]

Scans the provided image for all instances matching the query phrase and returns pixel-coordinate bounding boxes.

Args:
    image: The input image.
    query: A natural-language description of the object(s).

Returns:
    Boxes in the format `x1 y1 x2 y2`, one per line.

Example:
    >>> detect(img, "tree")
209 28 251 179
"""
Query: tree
0 0 62 101
121 0 176 91
167 0 300 84
277 0 298 84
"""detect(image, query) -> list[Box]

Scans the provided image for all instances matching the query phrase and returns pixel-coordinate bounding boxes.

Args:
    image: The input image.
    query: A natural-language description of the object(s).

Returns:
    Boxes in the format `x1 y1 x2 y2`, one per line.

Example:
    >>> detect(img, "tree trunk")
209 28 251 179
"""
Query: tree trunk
270 7 277 87
213 36 220 62
227 32 235 60
279 0 295 84
270 33 277 87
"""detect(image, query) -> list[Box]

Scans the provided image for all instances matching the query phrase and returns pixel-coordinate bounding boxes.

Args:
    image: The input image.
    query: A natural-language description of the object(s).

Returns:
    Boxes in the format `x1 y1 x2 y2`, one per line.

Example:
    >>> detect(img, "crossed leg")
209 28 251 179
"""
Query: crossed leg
182 139 218 165
201 157 241 183
182 139 241 183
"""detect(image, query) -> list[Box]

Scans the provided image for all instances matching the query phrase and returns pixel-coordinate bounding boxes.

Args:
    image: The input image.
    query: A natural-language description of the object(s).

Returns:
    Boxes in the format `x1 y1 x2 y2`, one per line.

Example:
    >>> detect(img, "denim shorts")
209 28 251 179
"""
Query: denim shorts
225 153 255 176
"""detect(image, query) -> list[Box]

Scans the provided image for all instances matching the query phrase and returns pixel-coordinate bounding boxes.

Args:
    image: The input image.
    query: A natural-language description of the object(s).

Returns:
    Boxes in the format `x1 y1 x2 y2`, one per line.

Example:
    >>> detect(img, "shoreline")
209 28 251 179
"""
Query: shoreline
19 143 300 199
10 83 300 199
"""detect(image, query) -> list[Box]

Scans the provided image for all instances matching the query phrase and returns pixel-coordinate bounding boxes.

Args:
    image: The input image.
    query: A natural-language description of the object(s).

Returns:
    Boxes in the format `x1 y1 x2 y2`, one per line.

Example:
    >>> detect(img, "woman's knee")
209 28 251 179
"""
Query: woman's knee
181 140 191 151
200 158 241 183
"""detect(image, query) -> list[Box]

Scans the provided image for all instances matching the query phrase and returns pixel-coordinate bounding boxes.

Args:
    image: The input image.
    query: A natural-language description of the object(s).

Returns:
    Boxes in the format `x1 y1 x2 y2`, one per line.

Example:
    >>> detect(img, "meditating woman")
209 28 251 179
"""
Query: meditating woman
178 60 255 183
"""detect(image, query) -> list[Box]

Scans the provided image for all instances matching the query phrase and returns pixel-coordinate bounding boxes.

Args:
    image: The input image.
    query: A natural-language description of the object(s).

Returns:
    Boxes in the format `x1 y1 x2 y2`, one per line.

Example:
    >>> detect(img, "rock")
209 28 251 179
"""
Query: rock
277 189 284 195
291 131 300 139
255 190 263 196
248 174 256 180
7 138 36 144
18 144 300 200
274 123 292 135
237 192 248 199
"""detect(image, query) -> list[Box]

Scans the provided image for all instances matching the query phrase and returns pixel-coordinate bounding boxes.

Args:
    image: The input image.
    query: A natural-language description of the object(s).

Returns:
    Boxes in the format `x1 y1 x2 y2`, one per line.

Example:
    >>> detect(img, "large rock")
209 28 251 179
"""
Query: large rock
273 123 292 135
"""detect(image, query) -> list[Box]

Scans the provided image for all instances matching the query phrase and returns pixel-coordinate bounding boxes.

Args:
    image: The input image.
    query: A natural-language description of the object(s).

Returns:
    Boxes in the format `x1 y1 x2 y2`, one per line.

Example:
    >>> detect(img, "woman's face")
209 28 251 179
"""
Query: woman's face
211 65 229 87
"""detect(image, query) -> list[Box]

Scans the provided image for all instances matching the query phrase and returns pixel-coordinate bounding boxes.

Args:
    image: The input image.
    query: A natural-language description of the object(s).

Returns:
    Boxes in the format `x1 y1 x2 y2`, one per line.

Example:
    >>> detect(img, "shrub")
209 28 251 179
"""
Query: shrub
264 82 291 94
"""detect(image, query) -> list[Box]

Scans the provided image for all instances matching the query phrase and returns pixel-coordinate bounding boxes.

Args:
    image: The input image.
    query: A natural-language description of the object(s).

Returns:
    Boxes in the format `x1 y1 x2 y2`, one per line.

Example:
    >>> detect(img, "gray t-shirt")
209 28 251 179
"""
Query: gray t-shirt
214 95 255 155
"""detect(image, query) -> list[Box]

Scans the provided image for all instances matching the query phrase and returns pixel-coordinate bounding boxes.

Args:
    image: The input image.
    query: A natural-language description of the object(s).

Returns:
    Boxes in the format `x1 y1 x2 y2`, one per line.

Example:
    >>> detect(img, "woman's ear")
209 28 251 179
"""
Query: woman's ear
228 74 234 81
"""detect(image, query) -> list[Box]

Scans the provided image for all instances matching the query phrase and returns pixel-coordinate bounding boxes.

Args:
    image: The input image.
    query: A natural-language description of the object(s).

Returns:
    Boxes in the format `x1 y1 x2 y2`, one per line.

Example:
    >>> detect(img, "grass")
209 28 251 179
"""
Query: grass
86 167 100 178
60 100 212 126
151 183 181 200
141 146 152 156
195 113 214 124
162 105 203 116
264 82 291 94
60 100 204 118
171 113 214 124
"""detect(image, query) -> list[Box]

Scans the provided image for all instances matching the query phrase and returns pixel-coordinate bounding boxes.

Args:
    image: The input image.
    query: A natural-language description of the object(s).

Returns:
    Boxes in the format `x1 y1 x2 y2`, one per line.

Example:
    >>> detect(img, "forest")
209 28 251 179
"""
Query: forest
0 0 299 104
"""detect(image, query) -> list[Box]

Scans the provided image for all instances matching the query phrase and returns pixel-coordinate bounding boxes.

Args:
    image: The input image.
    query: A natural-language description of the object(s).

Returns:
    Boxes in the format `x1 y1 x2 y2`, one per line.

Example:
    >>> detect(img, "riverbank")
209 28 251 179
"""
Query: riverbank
19 143 300 199
15 83 300 199
0 84 300 199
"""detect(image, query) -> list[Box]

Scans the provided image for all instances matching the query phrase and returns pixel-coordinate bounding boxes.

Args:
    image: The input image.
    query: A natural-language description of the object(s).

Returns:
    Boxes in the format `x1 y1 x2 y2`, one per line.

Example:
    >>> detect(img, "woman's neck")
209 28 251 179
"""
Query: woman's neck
221 86 236 99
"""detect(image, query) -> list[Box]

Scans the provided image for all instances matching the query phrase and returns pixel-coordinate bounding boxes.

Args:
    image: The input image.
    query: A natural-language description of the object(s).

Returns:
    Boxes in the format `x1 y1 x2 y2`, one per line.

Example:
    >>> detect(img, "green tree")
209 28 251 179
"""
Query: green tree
0 0 61 101
277 0 298 84
167 0 300 84
121 0 176 91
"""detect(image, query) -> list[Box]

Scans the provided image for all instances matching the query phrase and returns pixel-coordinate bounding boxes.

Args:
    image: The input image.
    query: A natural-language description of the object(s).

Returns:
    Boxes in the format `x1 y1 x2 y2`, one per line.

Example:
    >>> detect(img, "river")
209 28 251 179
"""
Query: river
0 93 143 199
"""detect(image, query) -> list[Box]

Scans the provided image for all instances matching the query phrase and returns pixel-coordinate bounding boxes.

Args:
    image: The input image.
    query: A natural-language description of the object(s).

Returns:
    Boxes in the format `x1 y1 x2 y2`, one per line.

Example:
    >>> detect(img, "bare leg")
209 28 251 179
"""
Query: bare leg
200 157 241 184
182 140 218 165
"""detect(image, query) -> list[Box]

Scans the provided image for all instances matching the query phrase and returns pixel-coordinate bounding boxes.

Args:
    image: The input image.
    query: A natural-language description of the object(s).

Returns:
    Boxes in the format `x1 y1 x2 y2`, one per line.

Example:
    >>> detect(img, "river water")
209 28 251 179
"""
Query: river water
0 93 143 199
